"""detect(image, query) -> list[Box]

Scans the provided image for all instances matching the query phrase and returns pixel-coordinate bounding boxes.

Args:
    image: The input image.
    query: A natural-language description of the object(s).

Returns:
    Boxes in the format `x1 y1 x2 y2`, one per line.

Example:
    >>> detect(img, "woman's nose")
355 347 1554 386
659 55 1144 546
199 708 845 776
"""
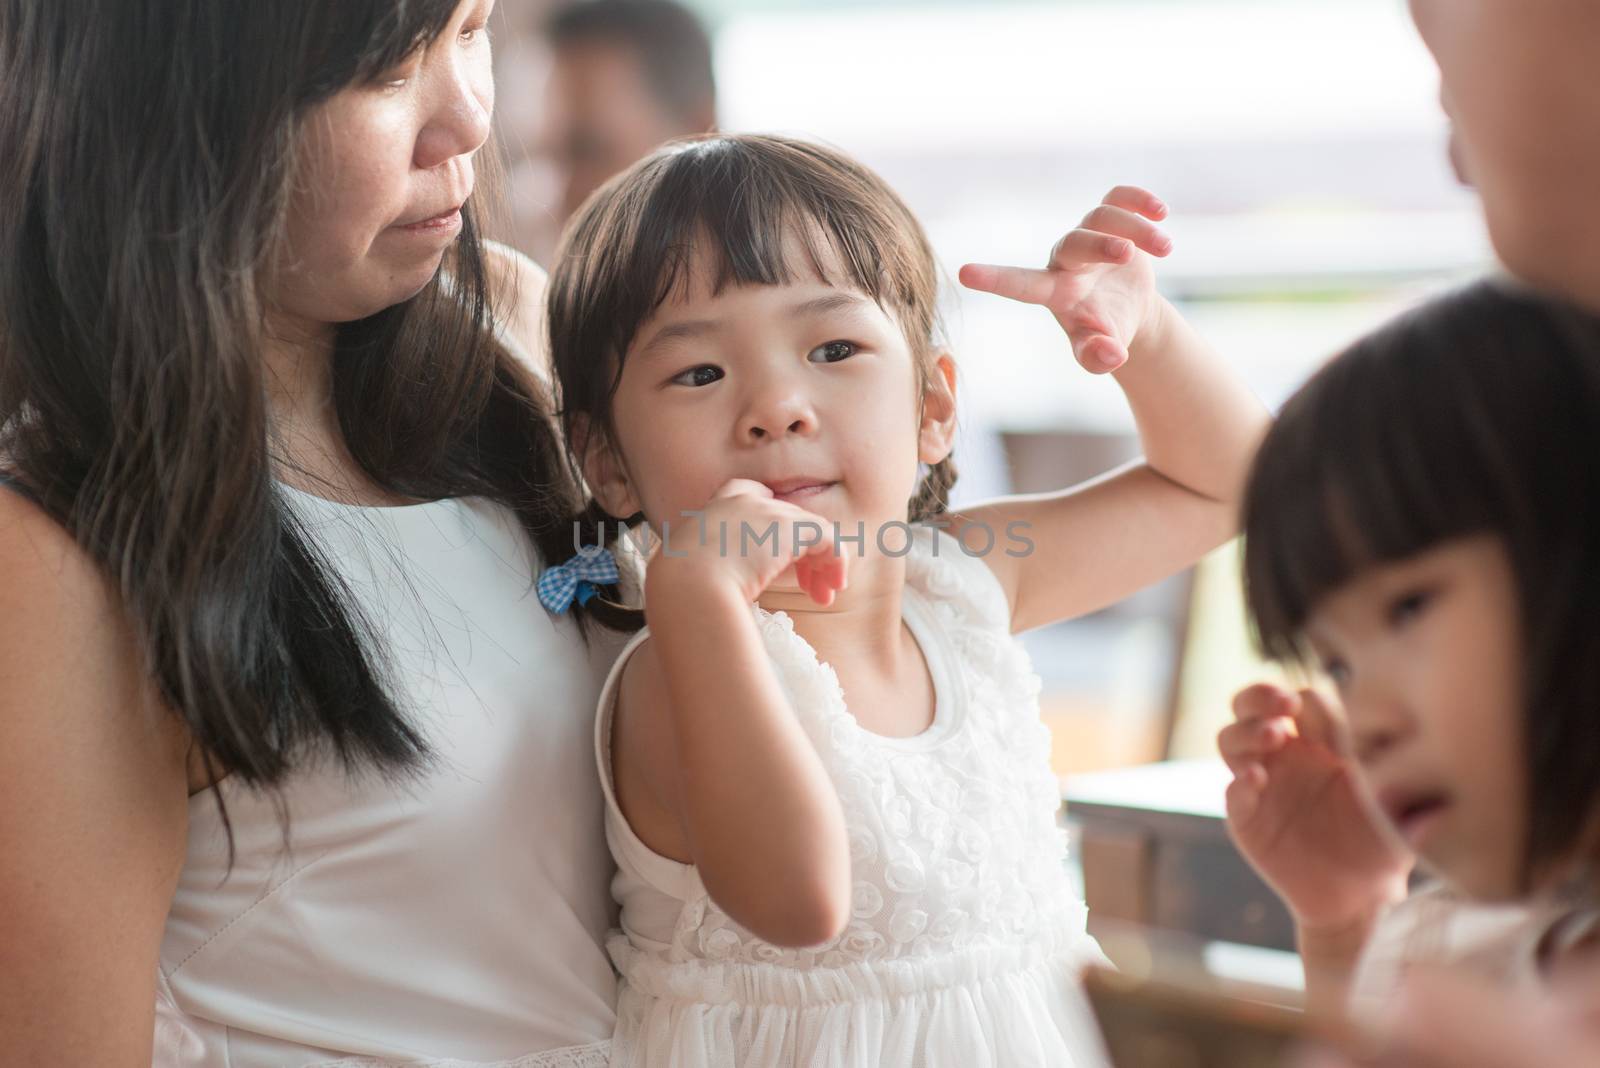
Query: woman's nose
414 60 494 171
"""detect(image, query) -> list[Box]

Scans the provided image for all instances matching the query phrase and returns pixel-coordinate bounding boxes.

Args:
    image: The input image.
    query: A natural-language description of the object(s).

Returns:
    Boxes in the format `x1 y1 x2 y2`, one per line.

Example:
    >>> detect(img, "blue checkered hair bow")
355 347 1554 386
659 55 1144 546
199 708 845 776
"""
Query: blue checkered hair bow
537 545 620 614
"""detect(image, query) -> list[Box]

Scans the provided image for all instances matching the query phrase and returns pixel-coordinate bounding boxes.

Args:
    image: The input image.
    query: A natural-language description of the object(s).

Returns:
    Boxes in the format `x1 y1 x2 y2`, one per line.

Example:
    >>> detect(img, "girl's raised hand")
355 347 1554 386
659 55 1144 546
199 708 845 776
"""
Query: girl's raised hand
1219 683 1413 934
959 185 1173 374
652 478 849 607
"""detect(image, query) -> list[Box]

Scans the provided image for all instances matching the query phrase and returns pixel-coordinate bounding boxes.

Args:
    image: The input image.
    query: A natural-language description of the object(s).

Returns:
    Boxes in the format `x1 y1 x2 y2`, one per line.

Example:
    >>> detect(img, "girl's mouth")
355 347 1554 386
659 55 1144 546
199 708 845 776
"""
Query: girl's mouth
763 479 836 503
1380 787 1452 849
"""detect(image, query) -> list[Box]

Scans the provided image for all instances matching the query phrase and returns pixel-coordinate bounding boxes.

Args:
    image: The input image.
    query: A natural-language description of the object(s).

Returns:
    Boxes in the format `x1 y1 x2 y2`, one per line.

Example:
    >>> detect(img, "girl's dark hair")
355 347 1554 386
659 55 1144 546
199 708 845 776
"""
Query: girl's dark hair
546 133 957 630
0 2 597 813
1242 280 1600 884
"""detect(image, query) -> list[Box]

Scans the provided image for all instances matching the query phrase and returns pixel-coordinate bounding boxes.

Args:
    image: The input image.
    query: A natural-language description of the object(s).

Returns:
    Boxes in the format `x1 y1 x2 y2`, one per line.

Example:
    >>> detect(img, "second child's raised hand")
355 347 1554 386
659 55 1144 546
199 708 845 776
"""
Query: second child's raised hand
650 478 849 607
959 186 1173 374
1219 683 1413 933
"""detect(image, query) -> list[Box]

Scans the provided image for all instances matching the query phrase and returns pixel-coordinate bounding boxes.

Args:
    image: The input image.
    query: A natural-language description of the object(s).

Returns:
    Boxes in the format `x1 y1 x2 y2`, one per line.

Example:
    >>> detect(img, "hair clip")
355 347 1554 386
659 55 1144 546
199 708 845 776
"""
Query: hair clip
537 544 620 614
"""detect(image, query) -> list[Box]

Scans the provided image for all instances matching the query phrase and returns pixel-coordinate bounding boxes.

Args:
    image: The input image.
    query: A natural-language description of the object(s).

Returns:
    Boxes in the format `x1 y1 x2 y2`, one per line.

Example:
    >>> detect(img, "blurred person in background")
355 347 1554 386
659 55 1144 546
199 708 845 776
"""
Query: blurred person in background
544 0 717 224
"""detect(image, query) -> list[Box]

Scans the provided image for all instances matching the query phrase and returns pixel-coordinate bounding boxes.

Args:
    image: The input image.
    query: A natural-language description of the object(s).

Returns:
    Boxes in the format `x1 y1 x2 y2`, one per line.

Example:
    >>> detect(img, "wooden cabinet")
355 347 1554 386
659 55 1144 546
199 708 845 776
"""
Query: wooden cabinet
1065 760 1296 954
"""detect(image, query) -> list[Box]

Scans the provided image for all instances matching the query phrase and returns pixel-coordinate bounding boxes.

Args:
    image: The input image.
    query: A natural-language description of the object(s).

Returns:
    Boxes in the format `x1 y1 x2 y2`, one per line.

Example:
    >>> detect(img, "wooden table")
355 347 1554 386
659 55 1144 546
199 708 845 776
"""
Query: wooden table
1064 760 1297 955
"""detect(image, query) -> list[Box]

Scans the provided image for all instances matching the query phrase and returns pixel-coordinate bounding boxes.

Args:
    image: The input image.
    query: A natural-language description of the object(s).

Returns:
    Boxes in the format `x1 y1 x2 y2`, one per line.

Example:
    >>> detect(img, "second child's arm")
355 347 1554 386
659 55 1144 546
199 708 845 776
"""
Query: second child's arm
959 188 1270 633
612 480 852 947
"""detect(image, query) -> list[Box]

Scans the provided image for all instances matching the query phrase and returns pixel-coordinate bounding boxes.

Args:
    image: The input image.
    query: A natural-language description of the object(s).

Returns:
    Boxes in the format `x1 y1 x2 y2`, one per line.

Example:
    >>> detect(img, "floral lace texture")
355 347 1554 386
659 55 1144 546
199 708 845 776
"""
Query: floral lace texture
600 528 1109 1067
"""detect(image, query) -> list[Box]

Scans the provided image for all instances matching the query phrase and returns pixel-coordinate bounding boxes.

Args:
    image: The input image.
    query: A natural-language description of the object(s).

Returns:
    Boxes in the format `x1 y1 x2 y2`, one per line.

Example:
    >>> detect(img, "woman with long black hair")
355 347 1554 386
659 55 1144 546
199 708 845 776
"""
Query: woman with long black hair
0 2 626 1063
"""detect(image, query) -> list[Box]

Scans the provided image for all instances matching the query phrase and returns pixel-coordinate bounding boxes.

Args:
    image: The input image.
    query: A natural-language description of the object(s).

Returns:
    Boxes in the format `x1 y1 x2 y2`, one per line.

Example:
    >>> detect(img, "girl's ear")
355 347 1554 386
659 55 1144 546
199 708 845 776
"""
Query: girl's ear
917 351 959 465
572 415 643 519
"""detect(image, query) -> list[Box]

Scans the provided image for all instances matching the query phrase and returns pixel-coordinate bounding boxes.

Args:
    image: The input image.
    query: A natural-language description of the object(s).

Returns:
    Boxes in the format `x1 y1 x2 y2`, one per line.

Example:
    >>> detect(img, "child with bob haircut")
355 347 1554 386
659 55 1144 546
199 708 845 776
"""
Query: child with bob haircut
547 133 1269 1066
1221 280 1600 1038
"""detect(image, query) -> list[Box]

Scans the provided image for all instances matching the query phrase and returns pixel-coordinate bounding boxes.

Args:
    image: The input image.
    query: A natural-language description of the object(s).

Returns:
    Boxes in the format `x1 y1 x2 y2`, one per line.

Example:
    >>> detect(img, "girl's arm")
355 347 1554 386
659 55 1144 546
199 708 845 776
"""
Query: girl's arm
609 480 852 947
959 188 1270 633
0 490 193 1063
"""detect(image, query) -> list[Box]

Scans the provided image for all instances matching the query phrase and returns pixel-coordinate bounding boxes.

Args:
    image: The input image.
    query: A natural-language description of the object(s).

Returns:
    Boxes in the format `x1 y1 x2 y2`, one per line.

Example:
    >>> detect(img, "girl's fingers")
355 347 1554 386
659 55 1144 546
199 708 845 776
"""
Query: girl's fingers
1297 689 1350 756
1052 206 1172 267
957 263 1060 306
1232 681 1299 725
1072 333 1128 374
712 477 773 501
1225 772 1264 822
1048 228 1137 270
1218 717 1293 772
1101 185 1169 222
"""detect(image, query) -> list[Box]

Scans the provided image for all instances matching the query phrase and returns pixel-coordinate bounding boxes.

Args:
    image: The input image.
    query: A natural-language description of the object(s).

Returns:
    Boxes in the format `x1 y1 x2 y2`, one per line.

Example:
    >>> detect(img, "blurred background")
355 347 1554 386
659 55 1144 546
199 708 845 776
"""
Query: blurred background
491 0 1492 780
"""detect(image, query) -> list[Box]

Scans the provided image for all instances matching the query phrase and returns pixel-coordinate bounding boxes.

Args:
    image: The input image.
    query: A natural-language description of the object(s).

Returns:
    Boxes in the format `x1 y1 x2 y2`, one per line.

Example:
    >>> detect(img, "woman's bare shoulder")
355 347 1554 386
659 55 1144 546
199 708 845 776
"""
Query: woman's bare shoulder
0 487 191 1060
483 239 550 375
0 485 188 778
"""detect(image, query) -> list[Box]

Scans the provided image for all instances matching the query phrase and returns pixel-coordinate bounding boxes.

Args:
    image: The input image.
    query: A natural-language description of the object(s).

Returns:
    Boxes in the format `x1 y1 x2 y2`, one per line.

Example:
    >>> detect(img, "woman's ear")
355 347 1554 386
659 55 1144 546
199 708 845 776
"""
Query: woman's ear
572 415 642 519
917 351 959 465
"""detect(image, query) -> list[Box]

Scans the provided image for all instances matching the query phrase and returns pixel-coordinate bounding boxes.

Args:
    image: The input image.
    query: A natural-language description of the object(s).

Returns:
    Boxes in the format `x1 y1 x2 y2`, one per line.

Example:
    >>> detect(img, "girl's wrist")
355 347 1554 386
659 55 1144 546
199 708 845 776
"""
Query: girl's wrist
1295 891 1404 953
1127 293 1178 365
645 553 751 615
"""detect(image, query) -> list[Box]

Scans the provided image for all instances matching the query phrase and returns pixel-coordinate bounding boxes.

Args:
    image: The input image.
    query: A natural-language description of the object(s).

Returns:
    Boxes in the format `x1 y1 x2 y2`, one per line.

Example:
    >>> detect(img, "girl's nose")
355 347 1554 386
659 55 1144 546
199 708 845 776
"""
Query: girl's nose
1347 685 1413 768
739 389 817 442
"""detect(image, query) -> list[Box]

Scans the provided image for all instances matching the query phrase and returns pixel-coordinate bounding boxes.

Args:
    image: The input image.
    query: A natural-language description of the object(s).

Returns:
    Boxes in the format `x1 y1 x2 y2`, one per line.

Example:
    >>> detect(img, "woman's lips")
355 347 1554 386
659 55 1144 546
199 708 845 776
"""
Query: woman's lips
395 207 463 235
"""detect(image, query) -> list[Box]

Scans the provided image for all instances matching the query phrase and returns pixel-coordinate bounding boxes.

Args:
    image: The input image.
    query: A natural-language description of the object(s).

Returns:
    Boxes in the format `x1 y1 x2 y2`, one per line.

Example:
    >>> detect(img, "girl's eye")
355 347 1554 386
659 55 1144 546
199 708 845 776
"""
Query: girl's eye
1322 657 1352 689
1387 588 1433 628
459 23 489 45
808 340 858 364
670 365 724 388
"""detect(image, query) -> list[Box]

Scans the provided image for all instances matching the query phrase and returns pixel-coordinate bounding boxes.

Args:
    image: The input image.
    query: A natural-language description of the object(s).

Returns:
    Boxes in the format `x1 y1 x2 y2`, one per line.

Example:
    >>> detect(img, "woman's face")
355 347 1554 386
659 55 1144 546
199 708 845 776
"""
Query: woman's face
1409 0 1600 310
272 0 497 327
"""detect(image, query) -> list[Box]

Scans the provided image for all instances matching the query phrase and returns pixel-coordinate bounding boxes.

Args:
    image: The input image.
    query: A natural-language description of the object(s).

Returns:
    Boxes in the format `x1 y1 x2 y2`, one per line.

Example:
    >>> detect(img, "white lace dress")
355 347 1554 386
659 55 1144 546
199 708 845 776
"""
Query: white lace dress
594 528 1111 1067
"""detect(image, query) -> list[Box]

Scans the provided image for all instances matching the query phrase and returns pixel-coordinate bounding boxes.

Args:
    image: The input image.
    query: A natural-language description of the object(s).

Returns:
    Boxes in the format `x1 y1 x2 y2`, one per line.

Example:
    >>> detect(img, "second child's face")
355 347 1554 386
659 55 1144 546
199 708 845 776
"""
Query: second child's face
1305 536 1527 900
600 241 951 562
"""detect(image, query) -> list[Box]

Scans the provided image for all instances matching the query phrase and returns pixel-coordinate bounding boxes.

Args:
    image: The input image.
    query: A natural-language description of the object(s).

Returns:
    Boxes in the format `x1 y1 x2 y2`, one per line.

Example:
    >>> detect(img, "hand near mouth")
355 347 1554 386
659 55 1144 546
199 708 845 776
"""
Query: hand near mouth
1219 684 1414 933
649 478 850 608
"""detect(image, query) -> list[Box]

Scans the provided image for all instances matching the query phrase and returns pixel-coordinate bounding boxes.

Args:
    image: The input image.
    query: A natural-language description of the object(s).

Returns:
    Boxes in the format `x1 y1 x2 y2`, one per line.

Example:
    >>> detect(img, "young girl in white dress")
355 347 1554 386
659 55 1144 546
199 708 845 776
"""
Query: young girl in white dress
544 134 1269 1067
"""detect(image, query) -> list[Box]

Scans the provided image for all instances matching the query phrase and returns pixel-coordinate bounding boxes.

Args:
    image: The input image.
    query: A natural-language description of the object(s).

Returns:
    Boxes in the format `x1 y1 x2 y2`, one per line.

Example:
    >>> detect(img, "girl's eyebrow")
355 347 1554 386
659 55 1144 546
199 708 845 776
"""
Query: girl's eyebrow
788 292 870 318
637 318 720 358
637 292 872 358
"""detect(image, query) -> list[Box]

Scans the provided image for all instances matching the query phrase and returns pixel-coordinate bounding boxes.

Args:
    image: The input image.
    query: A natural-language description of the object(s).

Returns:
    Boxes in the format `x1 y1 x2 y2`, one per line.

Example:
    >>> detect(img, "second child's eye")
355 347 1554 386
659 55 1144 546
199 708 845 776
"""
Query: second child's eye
670 365 724 388
808 340 858 364
1387 588 1433 628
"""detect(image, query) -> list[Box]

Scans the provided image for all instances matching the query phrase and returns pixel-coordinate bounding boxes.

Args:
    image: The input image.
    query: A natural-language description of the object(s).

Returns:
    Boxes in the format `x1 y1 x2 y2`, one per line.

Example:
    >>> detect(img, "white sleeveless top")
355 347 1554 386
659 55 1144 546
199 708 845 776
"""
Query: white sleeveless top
155 488 627 1068
595 528 1111 1068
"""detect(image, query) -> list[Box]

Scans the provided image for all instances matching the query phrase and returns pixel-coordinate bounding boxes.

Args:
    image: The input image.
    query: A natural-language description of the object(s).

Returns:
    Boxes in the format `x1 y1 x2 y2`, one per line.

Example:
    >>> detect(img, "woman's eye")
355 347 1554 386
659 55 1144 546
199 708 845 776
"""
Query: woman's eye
1387 588 1433 628
808 340 858 364
459 23 489 45
670 365 724 388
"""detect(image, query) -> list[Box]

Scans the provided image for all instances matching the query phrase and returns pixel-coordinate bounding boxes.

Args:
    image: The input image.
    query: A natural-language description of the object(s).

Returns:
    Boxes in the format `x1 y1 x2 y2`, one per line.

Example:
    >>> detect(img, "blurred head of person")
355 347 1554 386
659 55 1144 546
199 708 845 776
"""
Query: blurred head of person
542 0 717 222
1408 0 1600 312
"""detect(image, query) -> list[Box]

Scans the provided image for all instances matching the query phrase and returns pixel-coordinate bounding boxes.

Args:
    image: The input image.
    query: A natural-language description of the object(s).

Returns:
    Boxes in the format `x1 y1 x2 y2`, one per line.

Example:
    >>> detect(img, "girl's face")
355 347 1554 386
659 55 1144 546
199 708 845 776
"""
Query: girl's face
1305 536 1528 900
596 237 955 564
271 0 497 327
1408 0 1600 309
